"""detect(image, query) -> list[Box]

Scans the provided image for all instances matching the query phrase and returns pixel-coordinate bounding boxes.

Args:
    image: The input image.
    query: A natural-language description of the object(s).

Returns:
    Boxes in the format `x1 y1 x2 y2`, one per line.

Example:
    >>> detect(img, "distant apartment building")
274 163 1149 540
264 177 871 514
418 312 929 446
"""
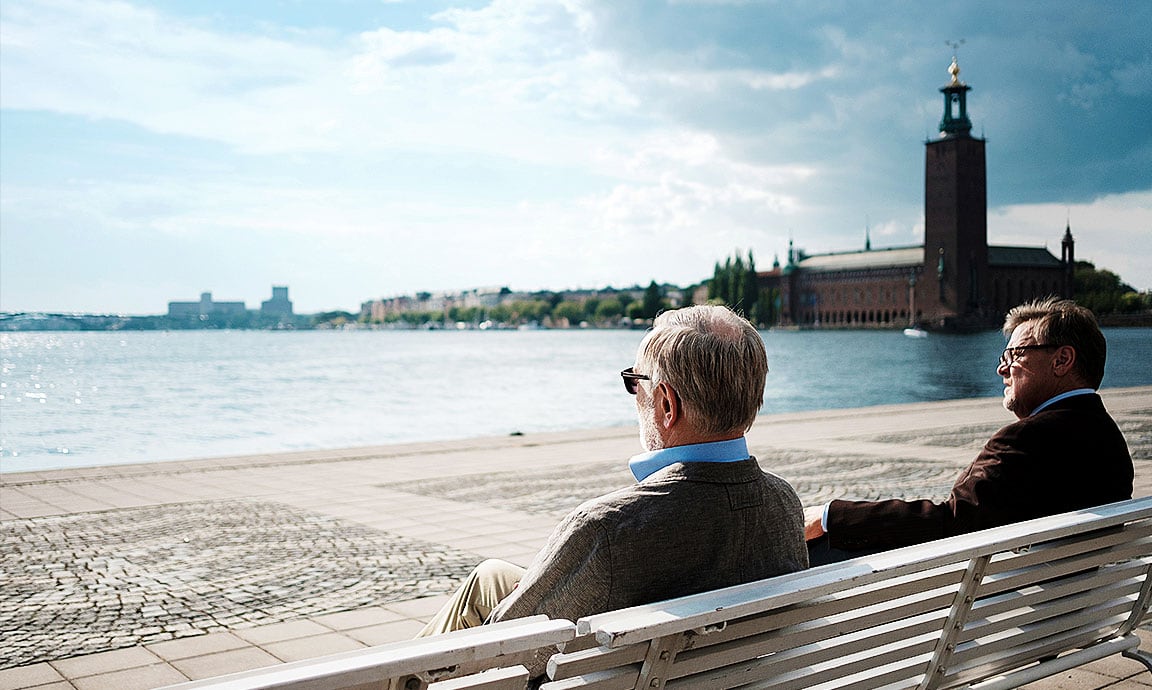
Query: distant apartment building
167 292 246 319
261 286 293 316
360 285 683 322
362 287 511 321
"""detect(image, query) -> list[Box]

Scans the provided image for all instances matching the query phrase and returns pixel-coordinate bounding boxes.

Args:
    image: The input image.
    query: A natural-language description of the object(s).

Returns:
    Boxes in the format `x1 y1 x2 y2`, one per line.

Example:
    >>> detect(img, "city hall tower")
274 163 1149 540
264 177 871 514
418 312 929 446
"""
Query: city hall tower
923 57 988 328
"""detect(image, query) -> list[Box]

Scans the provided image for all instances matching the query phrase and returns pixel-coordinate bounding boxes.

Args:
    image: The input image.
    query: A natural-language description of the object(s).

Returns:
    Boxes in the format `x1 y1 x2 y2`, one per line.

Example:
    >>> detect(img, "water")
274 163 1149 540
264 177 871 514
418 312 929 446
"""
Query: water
2 328 1150 473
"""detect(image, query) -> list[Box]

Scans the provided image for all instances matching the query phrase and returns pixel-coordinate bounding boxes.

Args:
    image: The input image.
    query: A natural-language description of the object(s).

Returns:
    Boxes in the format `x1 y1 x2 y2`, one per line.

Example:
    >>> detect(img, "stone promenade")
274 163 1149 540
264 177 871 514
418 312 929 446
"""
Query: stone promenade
2 387 1151 690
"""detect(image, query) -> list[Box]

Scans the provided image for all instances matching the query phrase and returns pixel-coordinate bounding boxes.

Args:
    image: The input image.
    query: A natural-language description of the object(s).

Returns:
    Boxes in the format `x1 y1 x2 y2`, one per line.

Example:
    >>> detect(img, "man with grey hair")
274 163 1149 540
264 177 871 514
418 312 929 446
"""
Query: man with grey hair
805 297 1133 564
419 304 807 636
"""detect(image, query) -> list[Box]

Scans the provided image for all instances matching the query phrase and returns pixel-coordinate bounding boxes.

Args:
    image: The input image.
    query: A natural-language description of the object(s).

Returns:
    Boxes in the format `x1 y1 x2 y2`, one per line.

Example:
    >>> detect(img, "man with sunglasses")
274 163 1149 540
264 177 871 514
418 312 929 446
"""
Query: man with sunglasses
419 305 807 642
805 297 1133 564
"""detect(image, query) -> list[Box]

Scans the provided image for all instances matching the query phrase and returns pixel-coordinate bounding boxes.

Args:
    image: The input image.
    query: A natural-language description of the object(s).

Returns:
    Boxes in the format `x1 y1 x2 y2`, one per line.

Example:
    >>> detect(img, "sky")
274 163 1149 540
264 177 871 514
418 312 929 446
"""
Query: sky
1 0 1150 315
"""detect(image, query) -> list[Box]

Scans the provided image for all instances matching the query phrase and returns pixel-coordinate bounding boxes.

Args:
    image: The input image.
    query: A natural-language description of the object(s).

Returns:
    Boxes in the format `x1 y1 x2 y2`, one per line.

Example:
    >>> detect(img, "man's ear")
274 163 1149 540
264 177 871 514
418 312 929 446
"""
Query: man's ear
657 382 680 429
1052 345 1077 377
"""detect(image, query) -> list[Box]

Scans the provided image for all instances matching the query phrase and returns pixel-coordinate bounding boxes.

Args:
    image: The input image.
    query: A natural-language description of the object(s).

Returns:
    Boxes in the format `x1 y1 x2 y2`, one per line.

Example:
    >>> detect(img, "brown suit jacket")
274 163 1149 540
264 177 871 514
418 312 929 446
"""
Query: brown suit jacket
826 393 1133 552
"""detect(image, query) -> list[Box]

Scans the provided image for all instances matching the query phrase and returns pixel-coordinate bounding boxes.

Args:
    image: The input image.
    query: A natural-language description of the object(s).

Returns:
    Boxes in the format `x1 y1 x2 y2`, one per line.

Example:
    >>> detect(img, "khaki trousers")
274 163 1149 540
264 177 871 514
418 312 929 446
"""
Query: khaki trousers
416 559 526 637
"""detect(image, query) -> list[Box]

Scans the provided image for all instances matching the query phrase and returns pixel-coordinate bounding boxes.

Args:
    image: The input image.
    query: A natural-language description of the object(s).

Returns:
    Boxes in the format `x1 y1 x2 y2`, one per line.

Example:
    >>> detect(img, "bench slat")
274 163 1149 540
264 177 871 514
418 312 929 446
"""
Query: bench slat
675 612 944 682
160 617 575 690
546 645 647 681
946 628 1129 689
946 612 1130 685
969 557 1149 622
981 522 1152 576
962 579 1142 643
979 536 1152 597
431 665 529 690
538 667 640 690
668 634 937 690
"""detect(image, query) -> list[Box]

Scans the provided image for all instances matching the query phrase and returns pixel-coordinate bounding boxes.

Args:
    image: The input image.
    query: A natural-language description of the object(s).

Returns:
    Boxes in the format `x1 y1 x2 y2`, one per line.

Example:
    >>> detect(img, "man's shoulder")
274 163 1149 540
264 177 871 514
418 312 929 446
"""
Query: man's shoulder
656 456 767 482
1019 393 1113 428
992 393 1120 449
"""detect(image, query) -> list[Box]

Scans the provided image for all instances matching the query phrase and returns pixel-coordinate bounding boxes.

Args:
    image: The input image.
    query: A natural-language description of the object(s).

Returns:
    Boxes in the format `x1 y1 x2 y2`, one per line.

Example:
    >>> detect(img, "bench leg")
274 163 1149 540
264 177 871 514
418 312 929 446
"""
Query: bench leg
1122 648 1152 675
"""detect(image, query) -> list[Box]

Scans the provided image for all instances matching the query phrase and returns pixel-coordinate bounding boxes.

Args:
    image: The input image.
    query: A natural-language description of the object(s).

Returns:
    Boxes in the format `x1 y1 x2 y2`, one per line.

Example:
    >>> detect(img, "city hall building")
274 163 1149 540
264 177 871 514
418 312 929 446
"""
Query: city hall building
770 59 1073 331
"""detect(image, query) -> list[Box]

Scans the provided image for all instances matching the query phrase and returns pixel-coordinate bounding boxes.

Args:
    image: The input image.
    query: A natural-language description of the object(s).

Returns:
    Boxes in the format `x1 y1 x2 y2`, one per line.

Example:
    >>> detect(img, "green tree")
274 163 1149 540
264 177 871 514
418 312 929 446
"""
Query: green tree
594 298 624 324
311 311 355 328
618 294 635 318
641 281 665 319
487 304 512 324
709 249 763 318
743 250 759 313
708 262 722 301
1074 262 1142 314
553 300 585 326
751 287 779 327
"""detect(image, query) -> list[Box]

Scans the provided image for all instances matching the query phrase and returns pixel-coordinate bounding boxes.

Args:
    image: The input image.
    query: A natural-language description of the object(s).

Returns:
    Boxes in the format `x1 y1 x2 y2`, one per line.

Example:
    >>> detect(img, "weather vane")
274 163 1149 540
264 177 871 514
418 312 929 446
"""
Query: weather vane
945 39 966 85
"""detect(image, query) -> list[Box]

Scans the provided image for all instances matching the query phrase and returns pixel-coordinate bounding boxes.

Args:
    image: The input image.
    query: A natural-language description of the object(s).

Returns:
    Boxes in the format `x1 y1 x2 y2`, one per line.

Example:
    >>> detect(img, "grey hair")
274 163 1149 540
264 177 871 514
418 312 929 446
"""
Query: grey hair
637 305 768 436
1003 297 1106 388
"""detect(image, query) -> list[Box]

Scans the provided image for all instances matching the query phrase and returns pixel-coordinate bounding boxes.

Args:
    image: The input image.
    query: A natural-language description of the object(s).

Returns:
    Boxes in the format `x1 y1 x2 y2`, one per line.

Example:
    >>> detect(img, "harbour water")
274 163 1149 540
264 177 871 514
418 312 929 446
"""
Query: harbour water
2 328 1150 473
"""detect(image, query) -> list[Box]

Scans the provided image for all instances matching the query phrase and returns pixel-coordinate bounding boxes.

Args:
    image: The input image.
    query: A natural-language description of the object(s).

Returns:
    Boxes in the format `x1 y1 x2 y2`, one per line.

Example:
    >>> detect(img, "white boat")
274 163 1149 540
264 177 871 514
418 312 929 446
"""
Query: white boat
903 326 929 338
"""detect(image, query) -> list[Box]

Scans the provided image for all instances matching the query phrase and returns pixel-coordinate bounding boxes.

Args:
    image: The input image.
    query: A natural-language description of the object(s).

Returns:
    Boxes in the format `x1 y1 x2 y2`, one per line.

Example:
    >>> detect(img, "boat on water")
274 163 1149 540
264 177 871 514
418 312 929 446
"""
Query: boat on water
903 326 929 338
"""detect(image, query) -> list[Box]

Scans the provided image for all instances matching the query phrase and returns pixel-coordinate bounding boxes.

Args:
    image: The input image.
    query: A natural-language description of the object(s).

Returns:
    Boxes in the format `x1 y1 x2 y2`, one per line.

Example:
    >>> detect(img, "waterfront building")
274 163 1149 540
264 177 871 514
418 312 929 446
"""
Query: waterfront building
770 57 1072 331
167 292 246 319
260 286 294 317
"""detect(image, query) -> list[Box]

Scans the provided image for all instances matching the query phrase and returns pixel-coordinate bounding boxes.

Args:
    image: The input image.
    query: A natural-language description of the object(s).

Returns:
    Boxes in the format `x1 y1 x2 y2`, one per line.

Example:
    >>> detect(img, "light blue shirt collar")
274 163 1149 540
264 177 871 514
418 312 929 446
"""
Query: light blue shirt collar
1030 388 1095 416
628 437 750 482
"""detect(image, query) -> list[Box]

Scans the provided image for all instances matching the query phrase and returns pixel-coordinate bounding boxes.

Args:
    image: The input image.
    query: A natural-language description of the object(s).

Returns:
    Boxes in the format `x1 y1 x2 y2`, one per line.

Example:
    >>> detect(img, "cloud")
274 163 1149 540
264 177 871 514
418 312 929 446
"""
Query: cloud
989 191 1152 291
2 0 1150 313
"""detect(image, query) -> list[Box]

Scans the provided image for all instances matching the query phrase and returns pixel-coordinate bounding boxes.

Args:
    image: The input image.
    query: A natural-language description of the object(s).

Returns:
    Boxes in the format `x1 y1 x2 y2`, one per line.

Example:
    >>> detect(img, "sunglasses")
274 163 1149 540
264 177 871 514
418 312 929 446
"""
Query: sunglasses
620 367 651 395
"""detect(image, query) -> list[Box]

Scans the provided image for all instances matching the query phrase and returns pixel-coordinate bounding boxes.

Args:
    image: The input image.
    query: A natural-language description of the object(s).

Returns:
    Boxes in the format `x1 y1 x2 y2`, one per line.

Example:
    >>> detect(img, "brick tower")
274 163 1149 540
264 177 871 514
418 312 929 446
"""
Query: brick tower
922 57 989 330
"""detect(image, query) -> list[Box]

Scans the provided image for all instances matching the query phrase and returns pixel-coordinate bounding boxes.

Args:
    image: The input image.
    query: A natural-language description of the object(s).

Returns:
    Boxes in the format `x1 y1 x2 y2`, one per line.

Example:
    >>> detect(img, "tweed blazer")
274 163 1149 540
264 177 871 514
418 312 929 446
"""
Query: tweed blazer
488 457 807 626
826 393 1133 552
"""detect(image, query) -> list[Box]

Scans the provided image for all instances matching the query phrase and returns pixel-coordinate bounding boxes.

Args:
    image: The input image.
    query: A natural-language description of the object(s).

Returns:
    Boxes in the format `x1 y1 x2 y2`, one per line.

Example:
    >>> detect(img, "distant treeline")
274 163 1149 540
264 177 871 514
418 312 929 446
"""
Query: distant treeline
363 281 673 329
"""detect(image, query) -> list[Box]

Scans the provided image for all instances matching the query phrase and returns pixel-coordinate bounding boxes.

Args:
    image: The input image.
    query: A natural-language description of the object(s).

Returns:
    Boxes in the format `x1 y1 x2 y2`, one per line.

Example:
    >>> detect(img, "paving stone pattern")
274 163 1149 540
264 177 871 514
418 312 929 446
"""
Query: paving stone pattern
0 500 480 669
383 461 636 517
383 450 960 515
866 423 1004 448
762 450 960 505
1119 417 1152 460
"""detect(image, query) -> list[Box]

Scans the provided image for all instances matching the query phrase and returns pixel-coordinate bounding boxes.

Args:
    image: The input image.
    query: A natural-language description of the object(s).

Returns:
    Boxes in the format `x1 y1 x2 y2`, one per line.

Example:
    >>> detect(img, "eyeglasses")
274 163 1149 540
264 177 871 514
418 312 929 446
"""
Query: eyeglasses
999 344 1058 368
620 367 651 395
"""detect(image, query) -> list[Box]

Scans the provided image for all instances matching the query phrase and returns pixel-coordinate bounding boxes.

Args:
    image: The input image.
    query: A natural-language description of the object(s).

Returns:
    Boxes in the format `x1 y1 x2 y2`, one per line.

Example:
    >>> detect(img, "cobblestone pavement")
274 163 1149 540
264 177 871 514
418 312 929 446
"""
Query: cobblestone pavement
1 500 479 669
383 461 635 518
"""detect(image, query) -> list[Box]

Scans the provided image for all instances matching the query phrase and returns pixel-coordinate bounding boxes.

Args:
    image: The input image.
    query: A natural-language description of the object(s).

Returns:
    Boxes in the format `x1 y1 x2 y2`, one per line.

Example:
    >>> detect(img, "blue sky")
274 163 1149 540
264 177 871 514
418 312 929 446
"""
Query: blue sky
2 0 1149 314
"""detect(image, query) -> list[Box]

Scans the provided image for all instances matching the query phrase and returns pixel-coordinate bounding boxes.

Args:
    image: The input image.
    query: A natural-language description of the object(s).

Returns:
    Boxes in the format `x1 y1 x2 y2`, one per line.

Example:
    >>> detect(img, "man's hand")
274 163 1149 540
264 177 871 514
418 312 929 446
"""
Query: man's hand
803 505 826 541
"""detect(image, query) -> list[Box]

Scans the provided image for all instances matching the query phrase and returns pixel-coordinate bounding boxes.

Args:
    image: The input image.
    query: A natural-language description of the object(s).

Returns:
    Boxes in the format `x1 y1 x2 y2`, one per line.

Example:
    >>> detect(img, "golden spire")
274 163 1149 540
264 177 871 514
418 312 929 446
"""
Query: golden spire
946 39 965 86
948 57 961 86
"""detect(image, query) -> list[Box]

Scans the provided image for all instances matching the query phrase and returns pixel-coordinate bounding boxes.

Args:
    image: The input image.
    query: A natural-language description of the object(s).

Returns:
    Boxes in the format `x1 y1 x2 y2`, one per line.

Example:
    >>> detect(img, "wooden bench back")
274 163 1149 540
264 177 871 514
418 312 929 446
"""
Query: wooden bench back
160 616 576 690
542 498 1152 690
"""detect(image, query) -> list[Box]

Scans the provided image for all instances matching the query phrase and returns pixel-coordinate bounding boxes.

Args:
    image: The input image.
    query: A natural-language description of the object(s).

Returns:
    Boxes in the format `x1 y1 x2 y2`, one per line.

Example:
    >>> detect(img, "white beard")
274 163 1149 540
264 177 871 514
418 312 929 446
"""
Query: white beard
637 396 663 451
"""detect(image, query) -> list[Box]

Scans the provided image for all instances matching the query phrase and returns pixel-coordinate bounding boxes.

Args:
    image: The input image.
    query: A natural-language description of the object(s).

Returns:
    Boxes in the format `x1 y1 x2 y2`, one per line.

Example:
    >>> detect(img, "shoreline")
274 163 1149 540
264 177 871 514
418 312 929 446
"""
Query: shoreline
3 384 1149 485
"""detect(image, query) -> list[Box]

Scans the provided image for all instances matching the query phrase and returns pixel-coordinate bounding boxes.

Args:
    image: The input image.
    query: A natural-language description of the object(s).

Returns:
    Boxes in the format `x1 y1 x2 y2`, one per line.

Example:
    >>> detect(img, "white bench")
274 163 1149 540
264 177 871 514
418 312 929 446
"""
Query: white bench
159 616 575 690
541 497 1152 689
160 498 1152 690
